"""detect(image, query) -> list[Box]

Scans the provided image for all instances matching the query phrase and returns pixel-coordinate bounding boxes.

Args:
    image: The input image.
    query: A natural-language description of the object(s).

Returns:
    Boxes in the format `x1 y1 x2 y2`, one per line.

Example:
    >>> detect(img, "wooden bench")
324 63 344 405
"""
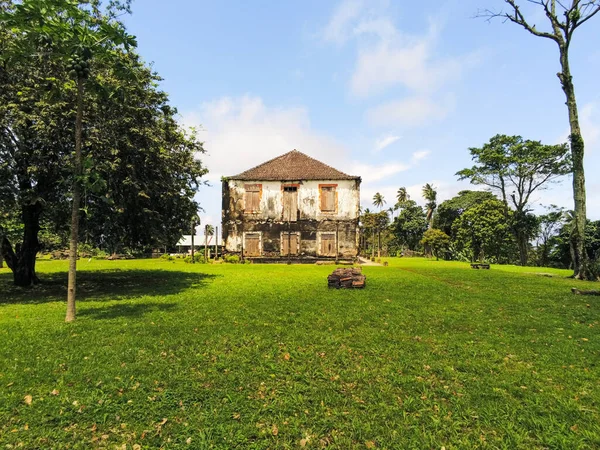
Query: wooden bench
471 263 490 269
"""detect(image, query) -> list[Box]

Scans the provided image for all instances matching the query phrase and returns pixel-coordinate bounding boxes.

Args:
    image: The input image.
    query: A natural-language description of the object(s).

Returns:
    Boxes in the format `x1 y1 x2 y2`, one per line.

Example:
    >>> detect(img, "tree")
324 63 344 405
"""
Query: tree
422 183 437 228
0 2 206 314
452 199 514 263
0 0 136 320
372 192 386 211
420 229 451 261
478 0 599 279
391 200 428 251
534 205 565 267
396 187 409 204
457 134 570 266
434 190 496 237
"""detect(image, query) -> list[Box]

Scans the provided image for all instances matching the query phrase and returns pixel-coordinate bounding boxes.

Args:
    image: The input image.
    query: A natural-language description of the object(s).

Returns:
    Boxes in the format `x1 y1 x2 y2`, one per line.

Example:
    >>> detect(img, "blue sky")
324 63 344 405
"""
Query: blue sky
123 0 600 234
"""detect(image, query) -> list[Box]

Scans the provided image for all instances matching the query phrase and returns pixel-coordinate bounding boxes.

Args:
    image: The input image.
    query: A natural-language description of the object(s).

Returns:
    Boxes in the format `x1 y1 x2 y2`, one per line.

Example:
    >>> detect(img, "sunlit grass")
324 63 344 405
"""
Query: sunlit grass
1 258 598 448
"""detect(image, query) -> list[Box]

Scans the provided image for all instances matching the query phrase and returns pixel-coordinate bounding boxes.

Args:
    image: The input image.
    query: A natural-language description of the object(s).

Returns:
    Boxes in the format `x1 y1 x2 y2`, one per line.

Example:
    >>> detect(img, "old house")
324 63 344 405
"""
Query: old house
222 150 361 261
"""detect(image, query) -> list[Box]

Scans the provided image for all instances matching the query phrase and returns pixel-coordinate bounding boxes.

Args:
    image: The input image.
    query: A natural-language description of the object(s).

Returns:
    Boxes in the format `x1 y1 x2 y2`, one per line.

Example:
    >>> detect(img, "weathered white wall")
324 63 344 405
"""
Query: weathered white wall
227 179 360 221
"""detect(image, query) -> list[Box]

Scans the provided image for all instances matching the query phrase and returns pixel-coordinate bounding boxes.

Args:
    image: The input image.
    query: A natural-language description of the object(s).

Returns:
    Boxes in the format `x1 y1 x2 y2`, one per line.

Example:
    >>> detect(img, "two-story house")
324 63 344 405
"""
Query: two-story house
222 150 361 261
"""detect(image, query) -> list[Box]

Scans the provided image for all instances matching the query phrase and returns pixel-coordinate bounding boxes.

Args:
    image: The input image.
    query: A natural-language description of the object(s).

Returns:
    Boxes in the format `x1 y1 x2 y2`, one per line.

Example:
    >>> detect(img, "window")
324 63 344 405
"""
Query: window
282 185 298 222
244 184 261 213
320 233 336 256
320 185 337 212
281 232 299 256
244 233 261 257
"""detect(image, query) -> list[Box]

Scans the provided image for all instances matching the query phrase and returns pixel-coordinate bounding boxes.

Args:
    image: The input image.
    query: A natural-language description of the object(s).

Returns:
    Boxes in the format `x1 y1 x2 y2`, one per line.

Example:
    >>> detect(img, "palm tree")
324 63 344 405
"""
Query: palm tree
396 187 409 204
373 192 386 211
422 183 437 229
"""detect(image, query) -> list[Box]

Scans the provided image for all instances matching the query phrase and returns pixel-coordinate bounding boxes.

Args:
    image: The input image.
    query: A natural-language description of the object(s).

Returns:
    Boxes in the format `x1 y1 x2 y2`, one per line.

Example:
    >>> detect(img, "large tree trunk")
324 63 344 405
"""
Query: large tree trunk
558 48 594 280
516 231 528 266
66 79 84 322
1 203 42 287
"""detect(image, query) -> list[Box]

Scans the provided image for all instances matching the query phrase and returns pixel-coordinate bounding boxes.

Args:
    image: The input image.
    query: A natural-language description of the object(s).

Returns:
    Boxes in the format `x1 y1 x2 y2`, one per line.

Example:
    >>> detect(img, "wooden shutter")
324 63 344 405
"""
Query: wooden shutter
320 233 336 256
244 184 261 213
244 234 261 256
320 186 336 212
281 233 299 255
282 186 298 222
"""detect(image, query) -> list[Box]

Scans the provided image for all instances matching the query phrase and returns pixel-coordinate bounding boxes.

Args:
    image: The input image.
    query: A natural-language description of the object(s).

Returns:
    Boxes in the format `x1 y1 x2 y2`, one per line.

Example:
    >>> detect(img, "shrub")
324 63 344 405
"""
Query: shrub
160 254 174 261
224 254 240 264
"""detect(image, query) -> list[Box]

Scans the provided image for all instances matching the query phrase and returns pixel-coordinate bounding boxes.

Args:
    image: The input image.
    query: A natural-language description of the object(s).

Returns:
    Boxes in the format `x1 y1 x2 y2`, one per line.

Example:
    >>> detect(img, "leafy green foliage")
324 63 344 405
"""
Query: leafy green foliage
457 134 571 265
452 199 514 263
420 228 451 260
0 2 207 274
1 258 599 447
391 200 428 251
434 190 496 237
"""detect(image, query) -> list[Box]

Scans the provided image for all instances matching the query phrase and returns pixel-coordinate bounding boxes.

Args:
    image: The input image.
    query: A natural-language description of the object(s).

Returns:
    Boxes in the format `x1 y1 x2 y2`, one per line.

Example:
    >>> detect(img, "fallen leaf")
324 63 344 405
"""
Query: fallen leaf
186 437 192 445
51 389 59 396
365 440 376 448
283 353 290 361
300 438 308 447
272 424 279 436
24 395 32 405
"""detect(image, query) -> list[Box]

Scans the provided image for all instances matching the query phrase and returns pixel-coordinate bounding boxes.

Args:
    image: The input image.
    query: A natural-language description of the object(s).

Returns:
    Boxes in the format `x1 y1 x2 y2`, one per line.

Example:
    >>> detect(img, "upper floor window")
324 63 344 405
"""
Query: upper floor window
319 185 337 213
244 184 261 213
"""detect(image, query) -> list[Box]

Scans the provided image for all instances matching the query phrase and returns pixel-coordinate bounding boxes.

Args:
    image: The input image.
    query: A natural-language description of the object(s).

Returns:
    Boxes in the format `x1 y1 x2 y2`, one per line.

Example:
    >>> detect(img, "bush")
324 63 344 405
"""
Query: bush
224 254 240 264
184 253 207 264
160 254 175 261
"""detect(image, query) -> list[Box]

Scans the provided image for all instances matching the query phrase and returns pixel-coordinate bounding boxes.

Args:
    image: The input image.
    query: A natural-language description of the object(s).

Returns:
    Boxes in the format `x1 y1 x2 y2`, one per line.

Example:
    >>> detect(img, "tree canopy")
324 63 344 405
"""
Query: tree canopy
0 1 207 292
457 134 570 265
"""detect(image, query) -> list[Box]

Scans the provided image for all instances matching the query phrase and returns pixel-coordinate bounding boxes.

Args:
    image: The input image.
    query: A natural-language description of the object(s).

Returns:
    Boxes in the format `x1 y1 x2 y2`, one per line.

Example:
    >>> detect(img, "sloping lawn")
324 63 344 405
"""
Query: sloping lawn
0 258 599 449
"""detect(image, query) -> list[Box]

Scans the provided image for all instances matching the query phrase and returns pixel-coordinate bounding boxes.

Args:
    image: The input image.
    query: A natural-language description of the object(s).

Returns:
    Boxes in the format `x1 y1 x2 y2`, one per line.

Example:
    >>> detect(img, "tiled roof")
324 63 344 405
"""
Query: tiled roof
228 150 359 181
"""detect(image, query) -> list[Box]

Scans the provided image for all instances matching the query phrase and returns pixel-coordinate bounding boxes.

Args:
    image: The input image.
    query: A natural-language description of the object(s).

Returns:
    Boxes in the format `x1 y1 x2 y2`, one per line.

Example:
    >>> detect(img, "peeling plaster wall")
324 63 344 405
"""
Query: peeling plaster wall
222 179 360 258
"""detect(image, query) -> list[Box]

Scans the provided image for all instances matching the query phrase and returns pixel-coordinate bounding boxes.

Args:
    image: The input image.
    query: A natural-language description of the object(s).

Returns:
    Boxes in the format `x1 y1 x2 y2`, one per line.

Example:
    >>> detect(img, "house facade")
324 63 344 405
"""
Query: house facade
222 150 361 260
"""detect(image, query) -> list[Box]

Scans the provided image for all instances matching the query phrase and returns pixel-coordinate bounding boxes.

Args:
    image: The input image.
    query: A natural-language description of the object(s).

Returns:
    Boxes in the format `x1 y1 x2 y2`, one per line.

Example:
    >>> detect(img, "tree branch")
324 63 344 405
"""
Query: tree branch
476 0 561 42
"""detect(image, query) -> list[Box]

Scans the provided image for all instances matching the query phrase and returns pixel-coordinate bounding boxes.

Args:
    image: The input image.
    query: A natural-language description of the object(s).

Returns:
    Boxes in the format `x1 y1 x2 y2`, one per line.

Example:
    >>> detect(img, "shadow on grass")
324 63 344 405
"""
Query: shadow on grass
78 301 179 320
0 269 218 305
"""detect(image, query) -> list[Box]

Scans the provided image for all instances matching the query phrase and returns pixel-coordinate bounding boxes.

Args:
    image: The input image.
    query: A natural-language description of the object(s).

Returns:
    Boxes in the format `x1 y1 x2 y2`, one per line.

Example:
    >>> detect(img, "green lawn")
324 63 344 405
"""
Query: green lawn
0 258 599 449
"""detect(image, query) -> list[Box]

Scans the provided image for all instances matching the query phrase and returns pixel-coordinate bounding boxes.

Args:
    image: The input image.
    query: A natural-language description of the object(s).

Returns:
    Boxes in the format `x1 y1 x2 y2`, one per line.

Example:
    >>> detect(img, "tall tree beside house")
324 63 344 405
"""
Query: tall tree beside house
0 2 206 316
422 183 437 228
478 0 600 279
0 0 136 321
457 134 570 266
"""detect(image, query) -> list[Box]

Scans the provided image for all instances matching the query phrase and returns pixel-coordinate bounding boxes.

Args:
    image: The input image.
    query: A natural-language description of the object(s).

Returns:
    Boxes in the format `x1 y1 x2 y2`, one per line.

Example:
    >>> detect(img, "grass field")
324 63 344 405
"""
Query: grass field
1 258 599 449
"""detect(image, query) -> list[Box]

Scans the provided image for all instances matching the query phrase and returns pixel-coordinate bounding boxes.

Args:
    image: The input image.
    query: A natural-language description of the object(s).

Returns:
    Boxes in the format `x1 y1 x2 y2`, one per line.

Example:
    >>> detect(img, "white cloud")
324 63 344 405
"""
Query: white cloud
322 1 480 130
366 95 454 128
581 102 600 150
322 0 365 44
181 95 347 182
374 134 401 152
350 22 474 98
411 150 430 163
349 162 409 183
